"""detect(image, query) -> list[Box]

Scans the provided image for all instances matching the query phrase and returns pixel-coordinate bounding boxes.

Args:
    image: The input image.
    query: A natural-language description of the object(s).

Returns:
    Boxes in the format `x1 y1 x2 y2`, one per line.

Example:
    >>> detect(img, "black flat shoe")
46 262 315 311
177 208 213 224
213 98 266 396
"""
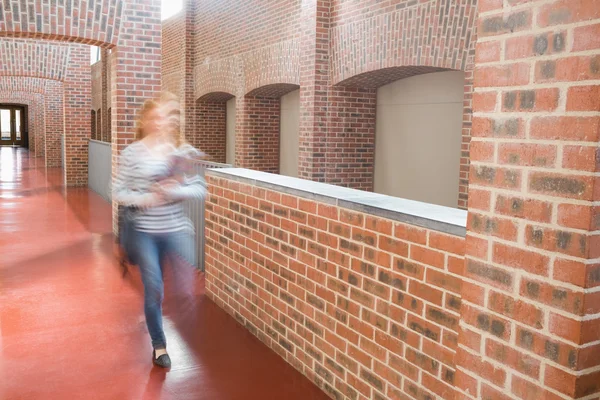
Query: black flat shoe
152 349 172 368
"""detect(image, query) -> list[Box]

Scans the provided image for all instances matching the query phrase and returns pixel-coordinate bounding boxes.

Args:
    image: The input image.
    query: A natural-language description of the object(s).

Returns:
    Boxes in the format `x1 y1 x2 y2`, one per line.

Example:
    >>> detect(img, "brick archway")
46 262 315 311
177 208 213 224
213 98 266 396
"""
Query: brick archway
195 63 239 101
245 83 300 98
329 0 477 87
0 93 44 154
0 1 122 46
0 74 65 167
0 39 71 81
331 65 472 208
241 40 300 95
236 83 301 173
0 0 161 195
333 66 455 89
0 76 47 94
0 77 51 159
326 0 477 207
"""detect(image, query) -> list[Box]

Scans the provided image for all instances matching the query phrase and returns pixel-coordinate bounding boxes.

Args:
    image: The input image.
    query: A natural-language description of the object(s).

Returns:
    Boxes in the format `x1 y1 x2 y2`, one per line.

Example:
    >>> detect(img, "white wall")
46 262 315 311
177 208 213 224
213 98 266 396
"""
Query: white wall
226 98 236 166
279 90 300 177
374 71 465 208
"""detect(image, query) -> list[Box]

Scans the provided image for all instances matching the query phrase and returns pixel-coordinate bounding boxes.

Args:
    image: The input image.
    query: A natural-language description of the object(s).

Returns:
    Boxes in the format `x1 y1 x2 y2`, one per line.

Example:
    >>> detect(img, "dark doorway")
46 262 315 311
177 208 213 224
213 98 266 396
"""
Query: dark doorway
0 105 27 147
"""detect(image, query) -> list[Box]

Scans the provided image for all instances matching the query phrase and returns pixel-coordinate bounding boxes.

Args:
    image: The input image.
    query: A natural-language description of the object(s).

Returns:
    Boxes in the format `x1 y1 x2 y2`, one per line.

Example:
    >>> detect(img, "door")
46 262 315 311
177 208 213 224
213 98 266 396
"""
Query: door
0 106 25 146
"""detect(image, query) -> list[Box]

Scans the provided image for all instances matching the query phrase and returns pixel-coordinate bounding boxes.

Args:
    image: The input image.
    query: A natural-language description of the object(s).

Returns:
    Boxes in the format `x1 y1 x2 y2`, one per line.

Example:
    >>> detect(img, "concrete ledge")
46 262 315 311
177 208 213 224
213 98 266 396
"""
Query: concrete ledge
206 168 468 237
89 139 111 147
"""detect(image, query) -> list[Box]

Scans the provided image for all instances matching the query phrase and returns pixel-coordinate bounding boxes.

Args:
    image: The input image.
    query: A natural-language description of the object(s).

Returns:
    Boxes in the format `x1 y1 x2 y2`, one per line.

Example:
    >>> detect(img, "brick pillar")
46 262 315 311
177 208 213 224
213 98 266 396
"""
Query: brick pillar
235 95 280 173
35 97 46 159
30 97 40 155
459 44 476 210
40 99 45 158
458 1 600 399
297 0 330 183
111 0 162 231
26 99 38 155
182 0 196 143
63 44 91 186
44 81 64 168
101 48 109 142
298 1 377 191
26 102 34 154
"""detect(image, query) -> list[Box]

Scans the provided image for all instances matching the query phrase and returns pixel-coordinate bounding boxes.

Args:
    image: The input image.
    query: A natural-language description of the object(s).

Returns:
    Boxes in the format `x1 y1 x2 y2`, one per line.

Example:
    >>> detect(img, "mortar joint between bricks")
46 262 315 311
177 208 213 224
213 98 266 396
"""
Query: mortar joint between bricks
465 250 587 294
469 185 599 208
504 369 513 392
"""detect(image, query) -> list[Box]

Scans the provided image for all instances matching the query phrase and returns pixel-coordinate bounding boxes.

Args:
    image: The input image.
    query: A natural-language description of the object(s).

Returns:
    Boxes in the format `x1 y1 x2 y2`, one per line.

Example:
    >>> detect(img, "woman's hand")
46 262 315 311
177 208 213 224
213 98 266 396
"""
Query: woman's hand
152 179 181 202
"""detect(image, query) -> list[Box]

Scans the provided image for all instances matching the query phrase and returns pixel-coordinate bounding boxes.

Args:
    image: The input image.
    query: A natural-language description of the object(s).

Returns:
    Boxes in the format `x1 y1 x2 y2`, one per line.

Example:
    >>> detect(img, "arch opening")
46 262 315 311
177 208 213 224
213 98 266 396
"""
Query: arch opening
334 66 454 89
246 83 300 99
241 84 301 175
374 70 466 208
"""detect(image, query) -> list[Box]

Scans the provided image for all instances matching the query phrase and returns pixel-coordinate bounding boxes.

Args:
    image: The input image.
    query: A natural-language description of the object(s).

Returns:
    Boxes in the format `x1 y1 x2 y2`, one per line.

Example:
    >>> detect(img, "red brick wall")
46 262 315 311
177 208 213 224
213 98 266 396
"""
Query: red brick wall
162 5 195 143
235 96 281 173
326 87 377 191
195 97 228 163
162 16 185 99
205 172 466 400
194 1 302 61
459 1 600 399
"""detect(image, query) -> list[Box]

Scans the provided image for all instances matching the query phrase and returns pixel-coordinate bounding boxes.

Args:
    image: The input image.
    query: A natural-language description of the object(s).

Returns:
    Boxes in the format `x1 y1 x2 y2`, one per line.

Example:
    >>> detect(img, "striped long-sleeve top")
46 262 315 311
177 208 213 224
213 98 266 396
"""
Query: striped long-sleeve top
113 141 207 233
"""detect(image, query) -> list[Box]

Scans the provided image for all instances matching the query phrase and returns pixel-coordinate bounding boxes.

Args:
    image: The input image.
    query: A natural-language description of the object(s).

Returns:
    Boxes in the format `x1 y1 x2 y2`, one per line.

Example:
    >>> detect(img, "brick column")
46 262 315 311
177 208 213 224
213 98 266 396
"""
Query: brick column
181 0 196 143
25 97 40 156
35 98 45 159
459 47 477 210
111 0 162 230
458 1 600 399
63 44 91 186
44 81 64 168
297 0 330 183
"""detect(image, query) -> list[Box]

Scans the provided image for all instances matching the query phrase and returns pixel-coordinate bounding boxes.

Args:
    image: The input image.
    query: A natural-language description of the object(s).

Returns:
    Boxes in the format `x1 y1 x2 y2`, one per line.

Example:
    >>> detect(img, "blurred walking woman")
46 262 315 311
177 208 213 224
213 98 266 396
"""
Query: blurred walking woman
113 98 206 368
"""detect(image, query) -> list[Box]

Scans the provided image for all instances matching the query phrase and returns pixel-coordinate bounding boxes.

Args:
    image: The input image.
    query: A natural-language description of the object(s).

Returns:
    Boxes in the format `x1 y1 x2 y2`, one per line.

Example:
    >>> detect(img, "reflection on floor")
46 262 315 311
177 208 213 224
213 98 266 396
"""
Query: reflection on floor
0 147 328 400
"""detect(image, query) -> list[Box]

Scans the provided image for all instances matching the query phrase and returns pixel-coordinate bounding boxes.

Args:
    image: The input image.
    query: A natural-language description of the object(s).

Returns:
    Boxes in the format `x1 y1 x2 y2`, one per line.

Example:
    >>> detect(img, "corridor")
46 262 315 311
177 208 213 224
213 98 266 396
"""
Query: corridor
0 148 328 400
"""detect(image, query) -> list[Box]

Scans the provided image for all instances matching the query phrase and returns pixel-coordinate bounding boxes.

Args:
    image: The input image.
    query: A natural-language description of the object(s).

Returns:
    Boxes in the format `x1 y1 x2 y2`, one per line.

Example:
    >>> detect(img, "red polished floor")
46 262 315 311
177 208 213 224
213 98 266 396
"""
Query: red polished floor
0 147 328 400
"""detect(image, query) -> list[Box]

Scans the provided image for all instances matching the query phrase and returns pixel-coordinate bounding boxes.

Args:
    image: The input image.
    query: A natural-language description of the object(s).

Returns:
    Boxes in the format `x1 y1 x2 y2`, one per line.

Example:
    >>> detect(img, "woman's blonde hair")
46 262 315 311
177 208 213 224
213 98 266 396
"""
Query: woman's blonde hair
160 91 186 147
134 93 187 147
134 99 161 141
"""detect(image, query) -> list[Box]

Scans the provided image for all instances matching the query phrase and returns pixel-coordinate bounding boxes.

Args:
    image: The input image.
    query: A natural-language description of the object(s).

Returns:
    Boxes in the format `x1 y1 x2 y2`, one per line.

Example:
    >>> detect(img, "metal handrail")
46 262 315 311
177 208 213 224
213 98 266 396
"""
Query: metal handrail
182 159 231 271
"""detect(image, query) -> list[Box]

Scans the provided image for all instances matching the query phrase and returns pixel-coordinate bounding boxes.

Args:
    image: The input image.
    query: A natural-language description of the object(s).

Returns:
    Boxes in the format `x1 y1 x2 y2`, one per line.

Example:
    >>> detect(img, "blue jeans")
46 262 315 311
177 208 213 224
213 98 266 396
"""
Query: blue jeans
131 229 196 350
